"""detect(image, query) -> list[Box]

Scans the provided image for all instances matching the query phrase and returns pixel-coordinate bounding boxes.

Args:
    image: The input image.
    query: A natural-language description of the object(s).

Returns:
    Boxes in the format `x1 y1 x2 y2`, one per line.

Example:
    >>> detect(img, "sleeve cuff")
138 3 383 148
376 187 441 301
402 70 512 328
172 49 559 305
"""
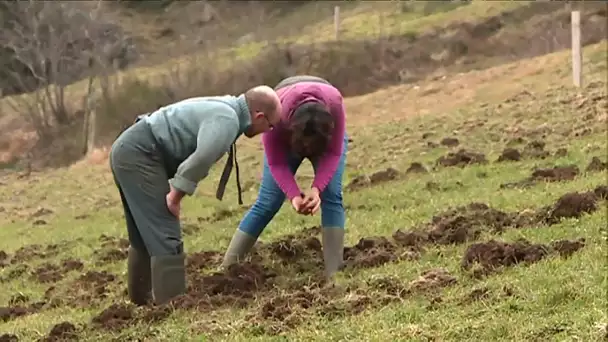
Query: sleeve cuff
286 188 303 201
169 175 197 196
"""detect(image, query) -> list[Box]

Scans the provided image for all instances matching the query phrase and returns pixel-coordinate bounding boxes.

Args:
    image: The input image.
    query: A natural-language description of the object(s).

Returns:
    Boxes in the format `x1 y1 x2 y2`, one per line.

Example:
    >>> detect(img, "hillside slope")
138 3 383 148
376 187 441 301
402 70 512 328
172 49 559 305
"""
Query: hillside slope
0 1 605 170
0 41 606 341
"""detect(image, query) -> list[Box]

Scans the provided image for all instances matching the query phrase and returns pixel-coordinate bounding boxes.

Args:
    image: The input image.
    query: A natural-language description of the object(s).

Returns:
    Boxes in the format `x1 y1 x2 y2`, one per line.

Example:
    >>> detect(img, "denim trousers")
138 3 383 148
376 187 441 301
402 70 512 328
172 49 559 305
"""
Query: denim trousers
238 134 348 238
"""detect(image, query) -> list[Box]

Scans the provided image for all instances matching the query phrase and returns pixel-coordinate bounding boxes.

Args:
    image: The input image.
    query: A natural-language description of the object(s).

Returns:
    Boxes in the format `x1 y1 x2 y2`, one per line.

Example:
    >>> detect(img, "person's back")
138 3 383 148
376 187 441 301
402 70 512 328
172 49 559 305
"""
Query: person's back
143 95 246 164
109 85 281 307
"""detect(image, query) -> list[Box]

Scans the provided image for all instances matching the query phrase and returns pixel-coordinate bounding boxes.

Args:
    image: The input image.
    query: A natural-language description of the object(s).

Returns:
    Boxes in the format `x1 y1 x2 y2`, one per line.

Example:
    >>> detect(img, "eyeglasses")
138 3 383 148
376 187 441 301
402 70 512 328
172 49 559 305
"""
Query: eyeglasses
263 115 274 130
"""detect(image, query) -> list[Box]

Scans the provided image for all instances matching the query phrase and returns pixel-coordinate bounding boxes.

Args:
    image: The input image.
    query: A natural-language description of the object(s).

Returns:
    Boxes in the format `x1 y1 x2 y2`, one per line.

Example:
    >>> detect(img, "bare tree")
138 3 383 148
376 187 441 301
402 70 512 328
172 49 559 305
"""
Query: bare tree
0 0 129 144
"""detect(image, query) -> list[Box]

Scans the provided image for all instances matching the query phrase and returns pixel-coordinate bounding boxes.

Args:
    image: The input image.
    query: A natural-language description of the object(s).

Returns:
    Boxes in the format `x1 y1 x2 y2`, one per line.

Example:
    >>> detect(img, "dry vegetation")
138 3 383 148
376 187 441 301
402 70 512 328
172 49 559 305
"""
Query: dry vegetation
0 0 607 341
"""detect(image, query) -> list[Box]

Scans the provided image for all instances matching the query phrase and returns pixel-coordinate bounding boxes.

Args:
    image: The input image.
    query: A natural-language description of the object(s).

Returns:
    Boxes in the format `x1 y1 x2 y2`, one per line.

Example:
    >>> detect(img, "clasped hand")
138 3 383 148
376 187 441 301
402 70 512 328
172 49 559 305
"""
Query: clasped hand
291 187 321 215
166 186 185 219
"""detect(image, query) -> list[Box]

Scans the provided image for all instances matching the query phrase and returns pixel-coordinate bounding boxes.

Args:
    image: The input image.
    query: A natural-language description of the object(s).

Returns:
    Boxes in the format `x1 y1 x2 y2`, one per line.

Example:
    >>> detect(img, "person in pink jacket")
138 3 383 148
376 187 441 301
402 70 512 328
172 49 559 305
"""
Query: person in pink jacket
221 75 348 279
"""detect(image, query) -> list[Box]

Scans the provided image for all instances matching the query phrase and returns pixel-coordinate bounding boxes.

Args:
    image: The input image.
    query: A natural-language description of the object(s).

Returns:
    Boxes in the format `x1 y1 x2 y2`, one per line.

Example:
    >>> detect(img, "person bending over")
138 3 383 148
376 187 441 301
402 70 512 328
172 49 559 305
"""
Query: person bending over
222 75 348 279
110 85 281 306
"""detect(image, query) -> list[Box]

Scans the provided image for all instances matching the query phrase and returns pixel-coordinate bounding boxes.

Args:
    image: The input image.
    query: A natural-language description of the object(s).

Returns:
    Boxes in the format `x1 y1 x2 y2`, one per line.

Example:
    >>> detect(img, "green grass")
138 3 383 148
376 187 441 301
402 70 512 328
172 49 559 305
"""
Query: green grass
289 0 529 44
1 41 607 341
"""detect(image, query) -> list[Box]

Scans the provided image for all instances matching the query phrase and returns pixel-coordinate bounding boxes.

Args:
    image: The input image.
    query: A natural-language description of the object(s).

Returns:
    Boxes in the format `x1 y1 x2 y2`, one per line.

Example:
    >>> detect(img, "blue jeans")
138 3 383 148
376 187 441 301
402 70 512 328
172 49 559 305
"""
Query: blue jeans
239 134 348 238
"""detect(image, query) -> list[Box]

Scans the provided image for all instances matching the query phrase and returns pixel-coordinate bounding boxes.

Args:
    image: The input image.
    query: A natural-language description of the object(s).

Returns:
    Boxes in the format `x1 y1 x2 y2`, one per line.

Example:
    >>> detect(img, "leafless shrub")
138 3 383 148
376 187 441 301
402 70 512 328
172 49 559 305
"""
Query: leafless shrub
0 0 134 143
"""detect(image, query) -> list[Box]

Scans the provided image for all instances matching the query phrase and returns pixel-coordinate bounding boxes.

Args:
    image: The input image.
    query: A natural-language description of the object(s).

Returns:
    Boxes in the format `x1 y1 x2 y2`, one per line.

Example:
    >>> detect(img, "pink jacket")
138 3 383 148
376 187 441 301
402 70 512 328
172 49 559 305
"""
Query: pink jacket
262 81 346 200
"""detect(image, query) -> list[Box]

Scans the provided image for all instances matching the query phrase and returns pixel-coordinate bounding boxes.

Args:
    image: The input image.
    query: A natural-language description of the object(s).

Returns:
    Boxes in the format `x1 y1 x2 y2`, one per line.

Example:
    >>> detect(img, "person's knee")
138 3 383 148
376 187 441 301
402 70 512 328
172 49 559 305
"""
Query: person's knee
320 183 345 226
144 234 183 257
239 197 283 236
321 180 344 206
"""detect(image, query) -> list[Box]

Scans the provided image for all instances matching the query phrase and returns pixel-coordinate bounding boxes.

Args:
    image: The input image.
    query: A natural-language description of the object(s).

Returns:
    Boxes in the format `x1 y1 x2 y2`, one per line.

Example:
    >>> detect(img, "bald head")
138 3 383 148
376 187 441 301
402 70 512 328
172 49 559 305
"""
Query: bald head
242 85 282 137
244 85 281 122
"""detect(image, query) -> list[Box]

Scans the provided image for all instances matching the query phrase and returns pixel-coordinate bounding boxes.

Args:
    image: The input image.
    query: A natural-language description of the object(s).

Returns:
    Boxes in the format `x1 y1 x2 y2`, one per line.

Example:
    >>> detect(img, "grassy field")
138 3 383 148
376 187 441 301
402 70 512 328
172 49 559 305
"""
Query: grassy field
1 34 607 341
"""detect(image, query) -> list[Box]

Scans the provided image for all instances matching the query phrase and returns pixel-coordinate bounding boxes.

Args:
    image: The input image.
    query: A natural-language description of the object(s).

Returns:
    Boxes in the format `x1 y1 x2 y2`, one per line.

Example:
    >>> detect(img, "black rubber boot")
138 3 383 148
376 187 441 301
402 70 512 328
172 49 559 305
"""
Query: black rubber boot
127 246 152 306
150 253 186 305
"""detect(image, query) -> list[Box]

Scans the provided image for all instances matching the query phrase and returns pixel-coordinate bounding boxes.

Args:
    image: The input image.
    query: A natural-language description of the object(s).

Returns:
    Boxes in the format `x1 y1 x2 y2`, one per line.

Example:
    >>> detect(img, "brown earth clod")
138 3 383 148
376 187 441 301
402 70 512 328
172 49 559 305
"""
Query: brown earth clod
522 140 551 159
426 203 514 245
170 262 277 311
41 321 79 342
0 334 19 342
409 268 457 292
540 191 599 225
406 162 429 174
0 306 33 323
461 237 586 278
346 167 401 191
436 149 487 168
501 165 580 189
440 137 460 147
497 148 522 162
95 248 128 264
586 156 608 172
30 263 63 283
91 303 136 331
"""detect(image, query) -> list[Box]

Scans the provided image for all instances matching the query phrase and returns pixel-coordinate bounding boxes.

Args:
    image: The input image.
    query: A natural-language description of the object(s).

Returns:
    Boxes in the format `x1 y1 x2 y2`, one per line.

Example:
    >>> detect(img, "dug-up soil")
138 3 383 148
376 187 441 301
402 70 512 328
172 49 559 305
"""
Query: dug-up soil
1 186 604 340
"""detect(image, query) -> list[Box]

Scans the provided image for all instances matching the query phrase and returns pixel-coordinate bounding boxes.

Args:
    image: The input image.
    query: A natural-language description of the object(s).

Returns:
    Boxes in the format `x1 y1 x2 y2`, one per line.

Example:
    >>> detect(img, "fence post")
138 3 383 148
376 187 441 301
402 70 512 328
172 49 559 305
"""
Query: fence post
334 6 340 40
571 10 582 87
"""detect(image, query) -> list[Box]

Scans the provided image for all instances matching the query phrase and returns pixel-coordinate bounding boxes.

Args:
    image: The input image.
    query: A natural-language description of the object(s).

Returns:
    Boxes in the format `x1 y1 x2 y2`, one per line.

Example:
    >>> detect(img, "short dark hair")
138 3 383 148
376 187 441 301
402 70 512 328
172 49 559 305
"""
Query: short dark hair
288 101 335 159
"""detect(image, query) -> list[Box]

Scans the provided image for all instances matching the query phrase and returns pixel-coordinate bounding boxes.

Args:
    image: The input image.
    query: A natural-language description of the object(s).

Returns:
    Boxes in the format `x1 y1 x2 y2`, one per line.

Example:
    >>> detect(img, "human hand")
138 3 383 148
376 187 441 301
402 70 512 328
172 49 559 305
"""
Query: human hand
291 195 305 213
301 187 321 215
166 187 184 218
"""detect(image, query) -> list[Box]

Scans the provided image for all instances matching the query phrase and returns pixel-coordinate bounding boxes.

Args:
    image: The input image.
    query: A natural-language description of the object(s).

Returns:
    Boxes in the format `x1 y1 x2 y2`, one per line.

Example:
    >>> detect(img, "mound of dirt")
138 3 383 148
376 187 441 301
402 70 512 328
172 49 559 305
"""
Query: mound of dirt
253 286 334 331
406 162 429 174
99 234 130 249
91 301 173 332
496 140 567 163
248 266 457 334
550 238 586 258
586 156 607 172
531 165 579 182
440 137 460 147
554 148 568 157
366 275 411 298
0 305 35 323
501 165 580 188
30 263 63 283
268 234 322 260
0 252 8 269
346 167 401 191
496 148 521 162
42 322 79 342
27 258 82 284
461 237 586 277
48 271 118 308
594 185 608 200
426 203 514 244
409 268 457 292
170 262 277 311
1 265 29 282
62 259 84 272
0 334 18 342
10 245 51 264
436 149 487 168
95 248 128 264
540 191 599 225
522 140 551 159
91 303 136 330
186 251 224 271
344 237 400 269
